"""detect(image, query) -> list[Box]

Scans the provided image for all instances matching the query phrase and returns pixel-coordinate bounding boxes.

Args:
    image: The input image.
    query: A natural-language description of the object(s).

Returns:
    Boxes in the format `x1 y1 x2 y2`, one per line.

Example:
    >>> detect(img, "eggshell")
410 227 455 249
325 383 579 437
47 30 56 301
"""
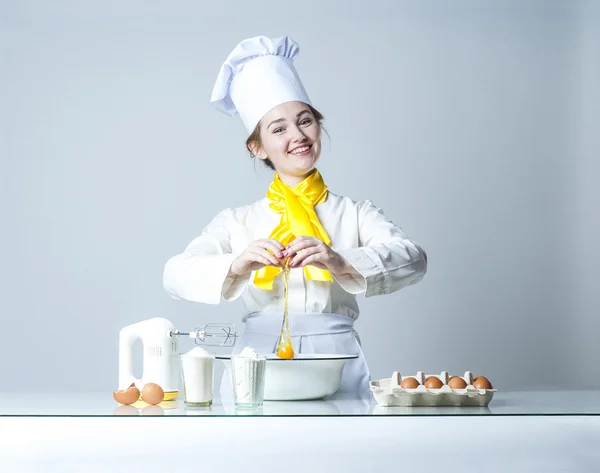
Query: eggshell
400 377 420 389
448 376 468 389
113 383 140 405
473 376 493 389
424 376 443 389
141 383 164 405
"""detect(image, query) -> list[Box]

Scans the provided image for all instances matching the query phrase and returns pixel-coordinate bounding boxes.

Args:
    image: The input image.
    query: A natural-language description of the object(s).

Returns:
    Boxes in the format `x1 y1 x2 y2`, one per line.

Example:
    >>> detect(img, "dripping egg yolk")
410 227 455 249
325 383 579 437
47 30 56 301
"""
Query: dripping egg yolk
277 342 295 359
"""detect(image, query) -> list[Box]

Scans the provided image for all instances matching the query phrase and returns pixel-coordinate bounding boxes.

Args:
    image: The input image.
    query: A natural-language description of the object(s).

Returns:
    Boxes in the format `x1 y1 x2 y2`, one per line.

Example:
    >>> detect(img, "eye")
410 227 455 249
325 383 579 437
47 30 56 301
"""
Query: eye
300 118 312 126
273 127 284 134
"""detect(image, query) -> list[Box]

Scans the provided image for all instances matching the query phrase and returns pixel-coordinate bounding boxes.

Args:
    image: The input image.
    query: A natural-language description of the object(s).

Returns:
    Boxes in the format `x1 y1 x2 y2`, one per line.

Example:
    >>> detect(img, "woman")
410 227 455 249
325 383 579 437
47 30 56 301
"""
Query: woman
163 36 427 399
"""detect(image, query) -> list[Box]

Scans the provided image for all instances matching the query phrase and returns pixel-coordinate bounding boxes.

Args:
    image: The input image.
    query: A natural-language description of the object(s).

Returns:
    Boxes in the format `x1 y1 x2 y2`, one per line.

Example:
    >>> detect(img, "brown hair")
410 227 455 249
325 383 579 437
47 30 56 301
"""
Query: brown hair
245 104 326 171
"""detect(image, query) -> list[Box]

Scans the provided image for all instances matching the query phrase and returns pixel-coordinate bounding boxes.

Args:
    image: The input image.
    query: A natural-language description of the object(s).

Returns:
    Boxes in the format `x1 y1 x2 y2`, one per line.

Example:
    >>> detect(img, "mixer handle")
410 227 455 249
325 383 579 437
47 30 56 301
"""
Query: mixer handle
118 324 143 390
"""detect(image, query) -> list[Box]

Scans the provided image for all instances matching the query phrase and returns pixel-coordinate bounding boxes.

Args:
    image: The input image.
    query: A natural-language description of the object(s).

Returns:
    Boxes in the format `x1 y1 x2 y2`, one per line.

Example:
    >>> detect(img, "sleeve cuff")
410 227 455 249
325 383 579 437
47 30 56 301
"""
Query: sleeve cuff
164 253 249 304
221 272 251 301
334 248 388 297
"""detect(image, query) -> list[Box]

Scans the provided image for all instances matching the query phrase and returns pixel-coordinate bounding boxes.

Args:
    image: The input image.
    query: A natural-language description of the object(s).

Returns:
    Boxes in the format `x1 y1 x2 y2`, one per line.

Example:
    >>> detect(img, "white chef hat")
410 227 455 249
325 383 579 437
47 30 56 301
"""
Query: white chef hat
210 35 312 134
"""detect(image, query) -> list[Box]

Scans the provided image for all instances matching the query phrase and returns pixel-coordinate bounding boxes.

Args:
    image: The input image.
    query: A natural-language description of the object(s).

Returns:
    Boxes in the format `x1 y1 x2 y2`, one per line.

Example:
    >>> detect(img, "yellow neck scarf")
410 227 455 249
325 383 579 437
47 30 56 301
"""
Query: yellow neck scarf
254 169 333 290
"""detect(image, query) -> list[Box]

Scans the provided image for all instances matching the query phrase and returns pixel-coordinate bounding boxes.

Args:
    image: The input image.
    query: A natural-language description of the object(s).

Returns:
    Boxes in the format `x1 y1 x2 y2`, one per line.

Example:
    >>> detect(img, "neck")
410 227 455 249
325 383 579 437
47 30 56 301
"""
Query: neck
277 169 316 188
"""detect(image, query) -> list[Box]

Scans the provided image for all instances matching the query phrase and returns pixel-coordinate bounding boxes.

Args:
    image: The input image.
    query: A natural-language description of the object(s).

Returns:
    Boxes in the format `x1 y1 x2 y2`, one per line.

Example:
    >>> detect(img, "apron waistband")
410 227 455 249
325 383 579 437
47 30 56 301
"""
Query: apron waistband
243 312 355 337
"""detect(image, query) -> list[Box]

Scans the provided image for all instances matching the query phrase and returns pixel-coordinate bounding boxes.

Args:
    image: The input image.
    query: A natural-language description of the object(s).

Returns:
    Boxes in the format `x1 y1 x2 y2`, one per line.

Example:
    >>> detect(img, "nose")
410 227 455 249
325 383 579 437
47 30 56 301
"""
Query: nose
290 125 307 143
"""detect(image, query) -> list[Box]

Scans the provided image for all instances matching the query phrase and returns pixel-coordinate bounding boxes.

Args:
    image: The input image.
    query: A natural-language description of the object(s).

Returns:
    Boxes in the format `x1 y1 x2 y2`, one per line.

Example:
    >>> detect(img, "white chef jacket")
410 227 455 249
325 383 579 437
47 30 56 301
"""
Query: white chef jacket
163 192 427 320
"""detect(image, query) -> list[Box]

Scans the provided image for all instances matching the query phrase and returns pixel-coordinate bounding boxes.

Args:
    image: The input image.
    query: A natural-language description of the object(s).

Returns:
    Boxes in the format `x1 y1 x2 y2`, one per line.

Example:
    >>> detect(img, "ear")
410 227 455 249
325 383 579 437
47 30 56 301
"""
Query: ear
248 141 267 160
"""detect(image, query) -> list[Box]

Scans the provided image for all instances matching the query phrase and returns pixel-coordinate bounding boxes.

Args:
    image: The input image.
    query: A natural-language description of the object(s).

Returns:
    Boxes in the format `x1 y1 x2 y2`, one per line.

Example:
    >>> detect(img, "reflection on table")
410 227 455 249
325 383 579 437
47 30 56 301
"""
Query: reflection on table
0 391 599 417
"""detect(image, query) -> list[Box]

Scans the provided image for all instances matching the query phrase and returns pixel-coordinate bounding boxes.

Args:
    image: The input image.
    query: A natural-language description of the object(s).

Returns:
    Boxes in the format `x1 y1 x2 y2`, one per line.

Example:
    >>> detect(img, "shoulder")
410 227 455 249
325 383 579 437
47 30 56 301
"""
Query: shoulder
325 192 378 213
324 193 389 228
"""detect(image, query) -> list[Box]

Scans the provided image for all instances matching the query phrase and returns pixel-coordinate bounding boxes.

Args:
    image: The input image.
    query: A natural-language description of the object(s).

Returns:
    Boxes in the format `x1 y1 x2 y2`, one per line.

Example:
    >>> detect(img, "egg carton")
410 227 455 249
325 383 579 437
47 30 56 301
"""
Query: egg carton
370 371 496 407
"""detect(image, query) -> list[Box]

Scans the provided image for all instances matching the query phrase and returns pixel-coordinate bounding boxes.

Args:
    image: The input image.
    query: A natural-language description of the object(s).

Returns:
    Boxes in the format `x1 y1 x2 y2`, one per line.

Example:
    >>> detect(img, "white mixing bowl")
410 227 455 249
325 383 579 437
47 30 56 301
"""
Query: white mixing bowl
217 354 358 401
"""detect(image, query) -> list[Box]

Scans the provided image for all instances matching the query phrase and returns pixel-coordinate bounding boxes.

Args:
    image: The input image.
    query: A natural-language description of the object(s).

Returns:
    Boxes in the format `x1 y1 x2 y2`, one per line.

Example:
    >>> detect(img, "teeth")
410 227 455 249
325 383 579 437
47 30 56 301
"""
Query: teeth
289 145 310 155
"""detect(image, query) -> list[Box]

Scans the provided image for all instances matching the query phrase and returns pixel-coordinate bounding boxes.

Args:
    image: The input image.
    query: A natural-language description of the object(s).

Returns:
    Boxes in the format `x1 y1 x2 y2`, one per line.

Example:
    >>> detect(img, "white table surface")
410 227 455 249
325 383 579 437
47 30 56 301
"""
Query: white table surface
1 390 599 416
1 391 599 472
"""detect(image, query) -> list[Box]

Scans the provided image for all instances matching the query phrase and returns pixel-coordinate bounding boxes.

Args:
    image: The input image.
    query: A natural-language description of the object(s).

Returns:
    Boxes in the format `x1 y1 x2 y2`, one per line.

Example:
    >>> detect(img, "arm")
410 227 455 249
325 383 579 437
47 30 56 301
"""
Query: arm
163 209 250 304
334 200 428 297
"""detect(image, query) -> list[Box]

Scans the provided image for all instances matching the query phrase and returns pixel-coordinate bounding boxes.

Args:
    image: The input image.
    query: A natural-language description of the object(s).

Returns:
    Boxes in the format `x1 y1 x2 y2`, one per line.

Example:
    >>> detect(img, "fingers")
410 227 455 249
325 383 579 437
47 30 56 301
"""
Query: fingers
253 254 275 268
284 236 320 257
243 238 330 270
267 239 286 251
253 239 285 258
248 247 281 267
289 246 321 267
298 254 324 268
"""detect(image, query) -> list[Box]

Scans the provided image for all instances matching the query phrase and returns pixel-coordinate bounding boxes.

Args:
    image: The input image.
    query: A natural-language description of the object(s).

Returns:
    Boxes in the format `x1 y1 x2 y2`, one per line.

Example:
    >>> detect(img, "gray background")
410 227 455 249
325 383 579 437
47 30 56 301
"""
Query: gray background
1 0 598 393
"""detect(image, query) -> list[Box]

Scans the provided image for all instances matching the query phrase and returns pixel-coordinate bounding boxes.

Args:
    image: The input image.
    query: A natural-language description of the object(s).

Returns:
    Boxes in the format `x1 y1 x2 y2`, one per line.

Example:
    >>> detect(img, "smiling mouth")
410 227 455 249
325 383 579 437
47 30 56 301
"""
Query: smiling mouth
288 144 313 156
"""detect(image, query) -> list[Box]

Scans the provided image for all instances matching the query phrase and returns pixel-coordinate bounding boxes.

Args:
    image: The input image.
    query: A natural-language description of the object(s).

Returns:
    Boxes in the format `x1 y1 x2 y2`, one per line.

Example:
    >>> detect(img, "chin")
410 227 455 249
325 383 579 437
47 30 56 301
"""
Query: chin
295 156 318 171
294 164 317 176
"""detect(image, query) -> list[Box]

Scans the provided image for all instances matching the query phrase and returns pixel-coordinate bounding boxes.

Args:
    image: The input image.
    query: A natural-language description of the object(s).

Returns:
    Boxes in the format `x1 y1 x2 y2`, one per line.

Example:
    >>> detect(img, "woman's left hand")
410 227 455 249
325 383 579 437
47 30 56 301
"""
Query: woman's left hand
283 236 350 274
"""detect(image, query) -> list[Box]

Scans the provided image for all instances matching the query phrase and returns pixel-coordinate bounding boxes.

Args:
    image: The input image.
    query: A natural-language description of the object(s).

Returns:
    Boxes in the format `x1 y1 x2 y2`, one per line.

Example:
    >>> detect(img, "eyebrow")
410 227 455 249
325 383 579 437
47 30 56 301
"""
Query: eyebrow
267 109 311 130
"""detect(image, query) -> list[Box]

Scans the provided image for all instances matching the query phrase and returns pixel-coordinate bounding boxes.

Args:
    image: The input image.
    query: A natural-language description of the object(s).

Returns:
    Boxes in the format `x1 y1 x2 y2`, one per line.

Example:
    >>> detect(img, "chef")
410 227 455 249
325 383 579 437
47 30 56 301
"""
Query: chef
163 35 427 399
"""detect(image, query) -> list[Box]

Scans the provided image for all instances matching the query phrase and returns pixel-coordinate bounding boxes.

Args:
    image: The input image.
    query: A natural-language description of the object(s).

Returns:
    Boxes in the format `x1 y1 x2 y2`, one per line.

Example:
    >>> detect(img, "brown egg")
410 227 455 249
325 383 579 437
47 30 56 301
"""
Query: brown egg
400 377 420 389
473 376 493 389
448 376 468 389
424 376 443 389
113 383 140 405
141 383 164 405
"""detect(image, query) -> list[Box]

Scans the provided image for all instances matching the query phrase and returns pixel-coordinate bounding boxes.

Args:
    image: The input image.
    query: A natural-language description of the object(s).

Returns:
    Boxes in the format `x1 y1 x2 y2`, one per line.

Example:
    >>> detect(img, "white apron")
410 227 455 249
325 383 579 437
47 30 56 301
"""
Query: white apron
219 313 371 401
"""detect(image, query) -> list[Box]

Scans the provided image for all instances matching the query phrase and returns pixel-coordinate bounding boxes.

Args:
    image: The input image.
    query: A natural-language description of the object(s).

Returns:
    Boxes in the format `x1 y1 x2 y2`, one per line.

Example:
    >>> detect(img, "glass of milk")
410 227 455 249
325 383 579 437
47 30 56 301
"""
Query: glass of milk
180 347 214 407
231 347 266 409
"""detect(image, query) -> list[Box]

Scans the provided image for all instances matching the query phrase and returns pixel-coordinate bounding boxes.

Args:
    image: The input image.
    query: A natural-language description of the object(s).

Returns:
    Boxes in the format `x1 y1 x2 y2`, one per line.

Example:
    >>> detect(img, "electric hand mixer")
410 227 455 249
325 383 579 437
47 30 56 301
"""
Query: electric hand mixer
118 317 237 401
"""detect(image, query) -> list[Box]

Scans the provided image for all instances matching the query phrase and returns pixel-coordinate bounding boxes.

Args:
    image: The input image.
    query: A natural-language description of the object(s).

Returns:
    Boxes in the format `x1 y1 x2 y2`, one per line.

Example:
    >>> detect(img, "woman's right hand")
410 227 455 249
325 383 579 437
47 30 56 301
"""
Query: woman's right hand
228 239 285 276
